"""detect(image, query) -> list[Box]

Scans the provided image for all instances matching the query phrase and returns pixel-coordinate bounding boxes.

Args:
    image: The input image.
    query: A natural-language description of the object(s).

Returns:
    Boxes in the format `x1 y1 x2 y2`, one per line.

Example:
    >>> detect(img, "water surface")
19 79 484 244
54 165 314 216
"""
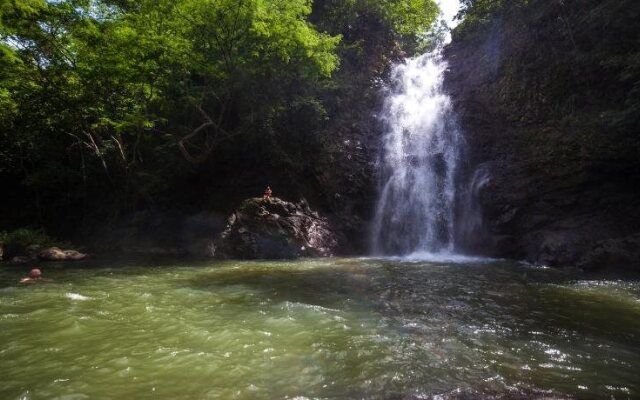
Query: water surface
1 258 639 399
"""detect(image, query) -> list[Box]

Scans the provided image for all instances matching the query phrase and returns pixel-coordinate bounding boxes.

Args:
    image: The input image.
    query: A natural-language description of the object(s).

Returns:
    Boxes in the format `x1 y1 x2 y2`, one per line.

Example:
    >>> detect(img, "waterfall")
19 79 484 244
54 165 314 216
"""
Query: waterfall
371 1 466 257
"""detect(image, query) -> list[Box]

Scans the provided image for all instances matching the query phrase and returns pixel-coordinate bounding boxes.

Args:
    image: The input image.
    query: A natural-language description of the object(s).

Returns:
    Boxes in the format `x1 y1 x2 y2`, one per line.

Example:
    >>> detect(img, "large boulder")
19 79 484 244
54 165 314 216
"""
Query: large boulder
214 197 339 259
38 247 87 261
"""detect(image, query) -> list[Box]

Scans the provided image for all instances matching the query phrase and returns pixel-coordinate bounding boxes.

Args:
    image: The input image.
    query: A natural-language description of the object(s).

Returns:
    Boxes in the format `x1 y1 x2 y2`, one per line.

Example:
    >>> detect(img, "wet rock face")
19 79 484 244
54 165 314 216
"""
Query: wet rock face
579 234 640 272
214 197 340 259
444 2 640 269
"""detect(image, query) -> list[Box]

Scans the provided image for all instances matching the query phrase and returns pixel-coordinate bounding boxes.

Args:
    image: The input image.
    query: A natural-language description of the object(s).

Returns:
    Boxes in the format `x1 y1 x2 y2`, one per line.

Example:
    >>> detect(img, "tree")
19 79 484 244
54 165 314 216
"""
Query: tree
0 0 342 227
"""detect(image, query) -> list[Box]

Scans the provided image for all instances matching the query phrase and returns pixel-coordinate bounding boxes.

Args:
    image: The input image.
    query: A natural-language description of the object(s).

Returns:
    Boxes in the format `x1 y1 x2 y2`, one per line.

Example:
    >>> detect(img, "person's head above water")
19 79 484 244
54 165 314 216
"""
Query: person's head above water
29 268 42 279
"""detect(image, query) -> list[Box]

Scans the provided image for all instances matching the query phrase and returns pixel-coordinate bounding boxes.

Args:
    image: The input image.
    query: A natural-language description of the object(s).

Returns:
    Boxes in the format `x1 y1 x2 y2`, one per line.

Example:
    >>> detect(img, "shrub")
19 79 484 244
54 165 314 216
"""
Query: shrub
0 228 61 259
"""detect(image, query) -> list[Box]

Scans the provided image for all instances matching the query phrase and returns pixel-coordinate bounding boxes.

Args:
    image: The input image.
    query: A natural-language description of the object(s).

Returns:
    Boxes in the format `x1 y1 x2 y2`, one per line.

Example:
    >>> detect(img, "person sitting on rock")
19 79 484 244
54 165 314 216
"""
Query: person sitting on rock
263 186 273 200
20 268 42 284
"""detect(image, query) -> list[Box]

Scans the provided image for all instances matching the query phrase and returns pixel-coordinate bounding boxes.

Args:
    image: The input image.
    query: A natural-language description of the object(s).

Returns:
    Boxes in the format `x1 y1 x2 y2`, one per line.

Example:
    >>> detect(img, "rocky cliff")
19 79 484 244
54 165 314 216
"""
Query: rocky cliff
214 197 340 259
445 0 640 270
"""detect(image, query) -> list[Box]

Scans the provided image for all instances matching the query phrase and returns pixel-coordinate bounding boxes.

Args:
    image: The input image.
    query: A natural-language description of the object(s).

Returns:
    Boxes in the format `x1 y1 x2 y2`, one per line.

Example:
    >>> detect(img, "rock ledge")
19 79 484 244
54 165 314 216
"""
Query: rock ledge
214 197 339 259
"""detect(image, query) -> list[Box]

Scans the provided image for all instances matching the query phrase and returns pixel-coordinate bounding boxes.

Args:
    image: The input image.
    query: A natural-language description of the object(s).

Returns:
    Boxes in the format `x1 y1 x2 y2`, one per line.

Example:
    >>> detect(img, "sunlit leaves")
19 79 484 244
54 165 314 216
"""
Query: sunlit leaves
0 0 344 211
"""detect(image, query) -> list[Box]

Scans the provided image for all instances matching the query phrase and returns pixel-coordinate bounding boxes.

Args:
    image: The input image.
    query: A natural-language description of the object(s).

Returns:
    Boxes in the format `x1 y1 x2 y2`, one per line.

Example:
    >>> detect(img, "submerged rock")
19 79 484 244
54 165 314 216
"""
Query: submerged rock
38 247 87 261
214 197 339 259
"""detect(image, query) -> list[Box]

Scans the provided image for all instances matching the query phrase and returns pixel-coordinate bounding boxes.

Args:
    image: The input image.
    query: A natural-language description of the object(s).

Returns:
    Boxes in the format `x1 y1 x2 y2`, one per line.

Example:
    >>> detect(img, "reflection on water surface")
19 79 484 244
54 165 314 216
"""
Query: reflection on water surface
1 258 639 399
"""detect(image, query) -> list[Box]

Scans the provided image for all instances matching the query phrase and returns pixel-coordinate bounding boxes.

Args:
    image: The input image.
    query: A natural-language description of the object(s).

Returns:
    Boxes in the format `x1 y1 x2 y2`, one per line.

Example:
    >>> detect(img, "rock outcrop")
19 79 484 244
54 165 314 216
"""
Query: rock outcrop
445 1 640 269
214 197 340 259
38 247 87 261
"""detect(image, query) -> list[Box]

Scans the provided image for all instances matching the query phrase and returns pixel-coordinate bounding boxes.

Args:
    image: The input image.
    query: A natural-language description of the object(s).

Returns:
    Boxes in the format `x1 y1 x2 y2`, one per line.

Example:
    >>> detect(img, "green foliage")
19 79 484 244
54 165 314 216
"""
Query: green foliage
382 0 440 35
0 0 345 222
314 0 438 54
317 0 437 37
0 0 442 234
0 227 52 246
453 0 527 40
0 227 60 256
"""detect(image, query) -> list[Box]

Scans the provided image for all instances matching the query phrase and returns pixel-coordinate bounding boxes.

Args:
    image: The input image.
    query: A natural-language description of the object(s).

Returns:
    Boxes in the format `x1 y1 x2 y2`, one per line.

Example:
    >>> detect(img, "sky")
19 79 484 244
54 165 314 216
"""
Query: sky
437 0 462 27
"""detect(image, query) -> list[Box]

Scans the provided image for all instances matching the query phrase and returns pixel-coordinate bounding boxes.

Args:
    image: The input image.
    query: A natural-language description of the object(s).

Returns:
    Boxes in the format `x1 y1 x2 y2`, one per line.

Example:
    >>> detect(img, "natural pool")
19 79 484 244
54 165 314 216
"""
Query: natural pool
1 257 639 399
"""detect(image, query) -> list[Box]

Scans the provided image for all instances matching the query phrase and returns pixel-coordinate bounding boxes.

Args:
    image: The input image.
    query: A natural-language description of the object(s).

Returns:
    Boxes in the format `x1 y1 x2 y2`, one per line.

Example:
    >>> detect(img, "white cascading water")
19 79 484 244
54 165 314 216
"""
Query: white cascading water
371 0 465 257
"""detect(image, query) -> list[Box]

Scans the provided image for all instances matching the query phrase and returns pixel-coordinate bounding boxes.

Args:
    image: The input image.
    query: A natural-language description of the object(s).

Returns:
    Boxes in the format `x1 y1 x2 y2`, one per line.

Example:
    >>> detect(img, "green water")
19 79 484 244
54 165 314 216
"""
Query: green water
1 258 639 399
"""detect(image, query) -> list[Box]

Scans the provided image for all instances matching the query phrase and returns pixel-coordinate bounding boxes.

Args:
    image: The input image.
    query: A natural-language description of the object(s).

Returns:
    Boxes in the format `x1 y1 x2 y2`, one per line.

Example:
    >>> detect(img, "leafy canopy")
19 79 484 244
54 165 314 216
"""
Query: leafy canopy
0 0 440 228
0 0 340 193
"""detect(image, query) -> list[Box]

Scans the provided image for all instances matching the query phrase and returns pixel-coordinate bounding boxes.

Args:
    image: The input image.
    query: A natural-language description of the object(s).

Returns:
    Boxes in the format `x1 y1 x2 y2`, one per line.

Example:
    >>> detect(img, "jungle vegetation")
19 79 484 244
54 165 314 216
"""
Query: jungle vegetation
0 0 438 235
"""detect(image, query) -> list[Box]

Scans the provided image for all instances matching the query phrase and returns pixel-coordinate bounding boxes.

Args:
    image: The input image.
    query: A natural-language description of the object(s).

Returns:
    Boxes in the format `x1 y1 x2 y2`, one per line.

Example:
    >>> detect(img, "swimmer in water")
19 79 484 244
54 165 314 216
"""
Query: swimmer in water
20 268 42 284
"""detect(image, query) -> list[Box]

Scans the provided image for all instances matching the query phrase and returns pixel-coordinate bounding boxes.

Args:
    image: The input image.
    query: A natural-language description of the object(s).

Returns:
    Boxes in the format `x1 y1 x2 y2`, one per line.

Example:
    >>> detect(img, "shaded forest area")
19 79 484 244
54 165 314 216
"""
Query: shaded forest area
0 0 438 247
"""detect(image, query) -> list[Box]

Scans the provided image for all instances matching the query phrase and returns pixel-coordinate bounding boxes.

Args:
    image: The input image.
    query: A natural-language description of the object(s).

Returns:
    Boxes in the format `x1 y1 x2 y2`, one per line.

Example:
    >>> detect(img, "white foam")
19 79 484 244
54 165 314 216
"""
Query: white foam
396 251 496 264
65 293 91 301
